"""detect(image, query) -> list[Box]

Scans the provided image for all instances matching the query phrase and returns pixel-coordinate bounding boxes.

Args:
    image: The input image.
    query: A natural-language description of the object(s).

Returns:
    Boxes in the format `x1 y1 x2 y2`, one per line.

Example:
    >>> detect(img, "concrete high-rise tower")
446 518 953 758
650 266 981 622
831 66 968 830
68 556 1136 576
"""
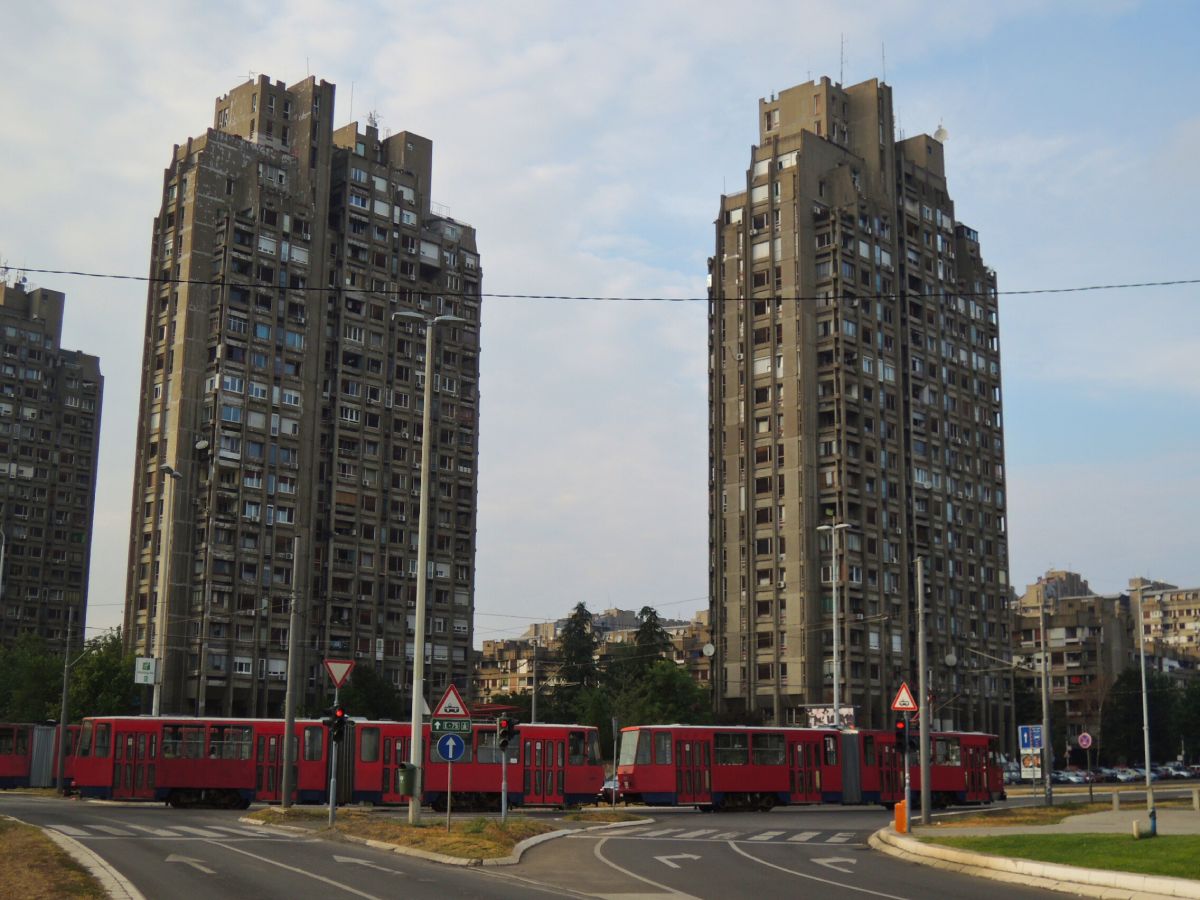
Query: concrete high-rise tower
125 75 481 716
708 78 1011 743
0 280 102 653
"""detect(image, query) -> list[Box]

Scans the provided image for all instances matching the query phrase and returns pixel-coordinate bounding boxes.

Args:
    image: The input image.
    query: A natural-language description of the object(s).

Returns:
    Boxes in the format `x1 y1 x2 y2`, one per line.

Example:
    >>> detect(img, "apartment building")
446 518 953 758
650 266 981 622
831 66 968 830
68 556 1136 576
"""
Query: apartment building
124 75 481 716
0 281 102 652
708 77 1011 739
1129 577 1200 657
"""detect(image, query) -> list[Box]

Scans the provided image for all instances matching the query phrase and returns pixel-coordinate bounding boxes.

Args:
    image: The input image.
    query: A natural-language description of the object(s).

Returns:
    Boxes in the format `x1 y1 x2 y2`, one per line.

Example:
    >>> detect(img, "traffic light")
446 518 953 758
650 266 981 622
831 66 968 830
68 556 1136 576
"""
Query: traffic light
332 705 348 742
497 715 518 750
894 718 909 754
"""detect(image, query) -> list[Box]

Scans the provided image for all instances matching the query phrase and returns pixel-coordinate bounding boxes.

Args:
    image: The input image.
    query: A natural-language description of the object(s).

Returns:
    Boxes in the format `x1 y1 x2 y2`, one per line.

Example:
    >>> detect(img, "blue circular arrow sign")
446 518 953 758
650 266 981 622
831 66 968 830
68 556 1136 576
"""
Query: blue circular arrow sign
437 732 466 762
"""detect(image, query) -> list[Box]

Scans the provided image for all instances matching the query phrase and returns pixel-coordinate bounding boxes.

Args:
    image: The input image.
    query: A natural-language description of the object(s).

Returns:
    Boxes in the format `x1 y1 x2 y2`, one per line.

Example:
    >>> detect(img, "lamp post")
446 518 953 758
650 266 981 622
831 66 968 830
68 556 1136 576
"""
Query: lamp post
152 464 182 716
816 522 850 729
1040 585 1054 806
0 526 6 607
1135 589 1156 832
394 310 465 825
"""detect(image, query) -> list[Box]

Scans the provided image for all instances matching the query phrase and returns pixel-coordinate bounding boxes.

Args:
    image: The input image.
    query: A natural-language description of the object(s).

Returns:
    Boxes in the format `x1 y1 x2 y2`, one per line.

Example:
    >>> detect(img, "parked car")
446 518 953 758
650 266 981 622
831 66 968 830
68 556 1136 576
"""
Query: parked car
597 777 620 805
1113 768 1138 782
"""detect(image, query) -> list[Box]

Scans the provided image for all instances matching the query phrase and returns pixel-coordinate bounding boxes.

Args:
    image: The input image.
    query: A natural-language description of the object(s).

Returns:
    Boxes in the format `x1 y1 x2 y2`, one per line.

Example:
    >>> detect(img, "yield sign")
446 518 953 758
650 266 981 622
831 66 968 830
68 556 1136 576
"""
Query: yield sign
891 681 918 712
432 684 470 719
324 658 355 689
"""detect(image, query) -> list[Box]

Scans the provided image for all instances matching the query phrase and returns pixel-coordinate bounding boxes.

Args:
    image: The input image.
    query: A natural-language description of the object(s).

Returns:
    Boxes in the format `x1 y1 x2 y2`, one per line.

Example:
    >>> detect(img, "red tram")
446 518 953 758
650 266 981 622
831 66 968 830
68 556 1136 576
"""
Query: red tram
0 723 76 789
616 724 1000 810
69 715 604 810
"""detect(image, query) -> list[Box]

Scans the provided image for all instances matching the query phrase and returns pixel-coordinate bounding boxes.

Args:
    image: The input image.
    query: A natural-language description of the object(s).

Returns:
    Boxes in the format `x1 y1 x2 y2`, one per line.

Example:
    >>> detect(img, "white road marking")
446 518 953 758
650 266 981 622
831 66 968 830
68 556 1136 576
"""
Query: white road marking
709 831 741 840
787 831 820 842
208 825 272 837
748 830 785 841
48 824 89 836
827 831 857 843
593 838 700 898
814 857 858 874
128 824 177 837
209 841 383 899
638 828 682 837
654 853 701 869
166 853 216 875
171 826 224 837
91 825 134 836
728 842 908 899
673 829 717 839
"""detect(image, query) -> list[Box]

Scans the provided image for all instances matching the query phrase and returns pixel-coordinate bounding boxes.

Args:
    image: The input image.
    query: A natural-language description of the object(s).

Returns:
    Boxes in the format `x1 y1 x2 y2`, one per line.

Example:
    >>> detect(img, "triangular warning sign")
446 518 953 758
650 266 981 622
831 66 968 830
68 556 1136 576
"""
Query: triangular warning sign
891 682 918 712
323 658 355 689
432 684 470 719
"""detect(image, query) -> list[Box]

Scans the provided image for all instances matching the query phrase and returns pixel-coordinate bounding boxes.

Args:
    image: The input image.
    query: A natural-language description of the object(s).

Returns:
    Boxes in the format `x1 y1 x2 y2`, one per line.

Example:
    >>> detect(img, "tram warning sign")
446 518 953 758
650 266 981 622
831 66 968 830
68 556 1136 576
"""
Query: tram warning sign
890 682 918 712
432 684 470 718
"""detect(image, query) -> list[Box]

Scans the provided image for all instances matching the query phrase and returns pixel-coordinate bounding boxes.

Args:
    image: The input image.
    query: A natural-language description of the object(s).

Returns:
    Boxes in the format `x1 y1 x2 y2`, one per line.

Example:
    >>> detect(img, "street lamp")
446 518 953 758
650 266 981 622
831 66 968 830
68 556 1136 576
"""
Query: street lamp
816 522 850 729
1135 589 1156 833
152 464 182 716
393 309 466 825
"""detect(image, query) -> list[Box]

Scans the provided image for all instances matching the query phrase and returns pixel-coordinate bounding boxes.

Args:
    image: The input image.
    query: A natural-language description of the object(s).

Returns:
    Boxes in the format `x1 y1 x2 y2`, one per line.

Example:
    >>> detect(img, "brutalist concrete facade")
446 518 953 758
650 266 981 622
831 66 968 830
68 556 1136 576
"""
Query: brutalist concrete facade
125 75 481 716
0 281 102 652
708 77 1011 744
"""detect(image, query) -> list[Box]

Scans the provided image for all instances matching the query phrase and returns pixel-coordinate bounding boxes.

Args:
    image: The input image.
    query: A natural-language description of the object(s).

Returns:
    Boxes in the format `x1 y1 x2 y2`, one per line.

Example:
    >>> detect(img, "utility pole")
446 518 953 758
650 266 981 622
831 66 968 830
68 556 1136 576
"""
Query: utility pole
531 640 539 724
56 608 73 793
917 557 931 824
280 533 301 808
1040 585 1053 806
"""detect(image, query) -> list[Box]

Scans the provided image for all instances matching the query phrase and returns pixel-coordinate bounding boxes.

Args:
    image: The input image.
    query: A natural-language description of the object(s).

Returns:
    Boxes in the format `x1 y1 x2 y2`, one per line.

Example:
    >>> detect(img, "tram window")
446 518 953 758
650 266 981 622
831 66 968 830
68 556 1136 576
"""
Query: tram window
935 738 961 765
823 735 838 766
568 731 585 766
476 730 515 764
635 731 652 765
15 727 28 756
752 733 784 765
210 725 253 759
587 730 602 765
714 732 748 765
360 728 380 763
181 727 204 759
78 721 93 757
863 735 876 765
0 728 12 755
162 726 182 759
653 732 673 765
618 730 641 767
303 726 323 761
94 723 112 758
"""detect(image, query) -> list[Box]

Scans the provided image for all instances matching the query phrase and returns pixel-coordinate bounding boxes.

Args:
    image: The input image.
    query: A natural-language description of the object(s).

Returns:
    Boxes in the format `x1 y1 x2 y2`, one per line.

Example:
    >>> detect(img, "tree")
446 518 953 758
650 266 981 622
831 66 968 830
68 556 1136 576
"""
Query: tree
558 603 599 688
611 659 711 728
1176 678 1200 765
337 665 406 720
633 606 673 662
0 633 62 722
68 629 137 721
1100 667 1180 765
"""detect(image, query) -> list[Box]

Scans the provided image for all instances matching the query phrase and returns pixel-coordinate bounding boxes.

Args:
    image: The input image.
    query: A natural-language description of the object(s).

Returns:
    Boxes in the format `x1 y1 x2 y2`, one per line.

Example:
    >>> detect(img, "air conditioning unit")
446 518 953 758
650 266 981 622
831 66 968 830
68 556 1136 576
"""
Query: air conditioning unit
736 353 744 361
777 581 786 589
279 552 293 560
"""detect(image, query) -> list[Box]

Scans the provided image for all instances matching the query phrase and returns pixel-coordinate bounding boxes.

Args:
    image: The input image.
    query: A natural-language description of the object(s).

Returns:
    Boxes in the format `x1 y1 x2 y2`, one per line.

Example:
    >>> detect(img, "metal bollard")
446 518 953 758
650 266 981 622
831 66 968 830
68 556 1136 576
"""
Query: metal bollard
1112 792 1120 811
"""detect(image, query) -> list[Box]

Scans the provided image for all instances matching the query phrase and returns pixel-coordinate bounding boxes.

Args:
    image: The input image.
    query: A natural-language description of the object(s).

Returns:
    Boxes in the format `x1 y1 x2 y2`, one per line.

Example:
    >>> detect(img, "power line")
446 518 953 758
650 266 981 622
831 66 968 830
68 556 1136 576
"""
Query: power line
11 266 1200 303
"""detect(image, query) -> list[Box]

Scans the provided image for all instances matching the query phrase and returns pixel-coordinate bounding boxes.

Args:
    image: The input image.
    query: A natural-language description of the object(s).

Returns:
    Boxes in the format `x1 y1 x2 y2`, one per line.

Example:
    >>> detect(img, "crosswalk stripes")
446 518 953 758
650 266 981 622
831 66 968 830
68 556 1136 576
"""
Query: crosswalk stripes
787 831 820 842
747 830 785 841
638 828 682 837
169 826 226 837
47 824 88 836
587 826 867 846
90 825 134 836
709 832 741 841
128 824 177 837
826 832 856 843
673 829 718 839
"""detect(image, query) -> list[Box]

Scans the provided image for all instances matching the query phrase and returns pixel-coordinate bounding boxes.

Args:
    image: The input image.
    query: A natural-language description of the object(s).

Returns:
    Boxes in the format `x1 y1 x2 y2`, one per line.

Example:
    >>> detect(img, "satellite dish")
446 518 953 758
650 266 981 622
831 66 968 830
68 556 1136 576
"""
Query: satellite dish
934 121 948 143
702 643 716 658
944 652 958 668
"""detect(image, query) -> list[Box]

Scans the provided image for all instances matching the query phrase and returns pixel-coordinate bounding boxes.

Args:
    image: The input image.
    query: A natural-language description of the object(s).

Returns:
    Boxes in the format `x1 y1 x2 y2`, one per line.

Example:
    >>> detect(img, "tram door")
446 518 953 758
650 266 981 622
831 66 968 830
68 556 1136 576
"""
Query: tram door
879 741 902 804
384 735 411 800
256 733 283 802
523 736 563 805
675 736 711 805
113 730 155 800
789 738 821 804
964 744 986 801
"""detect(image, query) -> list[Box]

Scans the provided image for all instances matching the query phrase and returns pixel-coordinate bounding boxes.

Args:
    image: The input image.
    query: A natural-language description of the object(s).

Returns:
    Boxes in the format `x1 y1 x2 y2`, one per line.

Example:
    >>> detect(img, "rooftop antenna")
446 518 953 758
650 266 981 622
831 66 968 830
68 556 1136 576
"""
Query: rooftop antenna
367 109 380 129
840 33 845 84
349 81 354 124
881 42 886 83
934 120 948 143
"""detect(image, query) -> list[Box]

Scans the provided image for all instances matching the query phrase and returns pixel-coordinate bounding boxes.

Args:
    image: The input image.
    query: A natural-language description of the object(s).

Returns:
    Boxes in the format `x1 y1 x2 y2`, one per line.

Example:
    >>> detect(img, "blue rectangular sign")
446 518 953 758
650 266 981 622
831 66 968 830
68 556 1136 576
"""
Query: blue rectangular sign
1019 724 1043 751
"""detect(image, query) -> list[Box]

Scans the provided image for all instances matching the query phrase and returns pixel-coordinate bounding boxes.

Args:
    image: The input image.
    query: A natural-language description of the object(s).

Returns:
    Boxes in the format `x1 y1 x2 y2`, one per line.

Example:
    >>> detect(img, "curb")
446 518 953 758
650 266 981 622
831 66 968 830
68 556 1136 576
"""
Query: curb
41 827 147 900
870 826 1200 900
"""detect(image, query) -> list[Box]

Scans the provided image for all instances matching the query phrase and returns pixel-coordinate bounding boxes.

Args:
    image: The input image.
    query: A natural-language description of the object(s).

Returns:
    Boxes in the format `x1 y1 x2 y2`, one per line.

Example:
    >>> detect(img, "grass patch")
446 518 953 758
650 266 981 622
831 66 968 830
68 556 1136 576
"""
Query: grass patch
0 818 107 899
561 809 646 823
245 807 556 859
927 834 1200 880
928 802 1102 828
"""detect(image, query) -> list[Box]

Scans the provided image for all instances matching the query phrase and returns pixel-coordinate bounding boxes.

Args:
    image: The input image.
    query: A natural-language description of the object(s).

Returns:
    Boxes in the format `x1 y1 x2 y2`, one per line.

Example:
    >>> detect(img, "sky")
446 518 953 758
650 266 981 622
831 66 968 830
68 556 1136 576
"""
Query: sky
1 0 1196 647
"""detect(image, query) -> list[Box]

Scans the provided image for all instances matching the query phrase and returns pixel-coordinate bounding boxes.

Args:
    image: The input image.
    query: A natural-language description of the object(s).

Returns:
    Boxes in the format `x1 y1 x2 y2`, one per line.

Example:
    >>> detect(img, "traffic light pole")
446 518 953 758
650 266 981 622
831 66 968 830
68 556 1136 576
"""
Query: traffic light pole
917 557 931 824
328 687 339 828
500 743 509 824
903 711 912 826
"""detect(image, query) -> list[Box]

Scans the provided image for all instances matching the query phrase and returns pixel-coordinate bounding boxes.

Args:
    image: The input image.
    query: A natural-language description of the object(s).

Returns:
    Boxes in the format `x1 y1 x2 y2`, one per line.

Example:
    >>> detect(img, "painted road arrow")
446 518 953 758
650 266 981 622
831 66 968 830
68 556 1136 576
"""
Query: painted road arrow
334 855 405 874
655 853 701 869
813 856 858 874
166 854 216 875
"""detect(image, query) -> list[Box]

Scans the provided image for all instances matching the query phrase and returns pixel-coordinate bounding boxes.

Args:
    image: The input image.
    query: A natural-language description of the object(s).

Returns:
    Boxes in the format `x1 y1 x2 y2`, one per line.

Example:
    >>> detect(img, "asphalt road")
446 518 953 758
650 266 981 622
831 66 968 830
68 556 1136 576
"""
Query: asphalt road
2 795 1071 899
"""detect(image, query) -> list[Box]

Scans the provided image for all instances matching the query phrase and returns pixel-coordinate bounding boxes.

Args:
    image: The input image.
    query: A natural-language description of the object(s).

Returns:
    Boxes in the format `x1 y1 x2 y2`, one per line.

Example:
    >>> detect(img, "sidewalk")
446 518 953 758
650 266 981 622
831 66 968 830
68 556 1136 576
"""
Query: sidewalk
871 807 1200 899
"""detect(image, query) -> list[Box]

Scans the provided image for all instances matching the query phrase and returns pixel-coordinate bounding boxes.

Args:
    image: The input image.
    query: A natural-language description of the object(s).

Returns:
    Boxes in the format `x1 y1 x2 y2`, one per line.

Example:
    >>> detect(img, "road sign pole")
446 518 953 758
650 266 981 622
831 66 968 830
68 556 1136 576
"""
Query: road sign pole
501 735 509 824
446 761 453 832
328 685 339 828
903 711 912 826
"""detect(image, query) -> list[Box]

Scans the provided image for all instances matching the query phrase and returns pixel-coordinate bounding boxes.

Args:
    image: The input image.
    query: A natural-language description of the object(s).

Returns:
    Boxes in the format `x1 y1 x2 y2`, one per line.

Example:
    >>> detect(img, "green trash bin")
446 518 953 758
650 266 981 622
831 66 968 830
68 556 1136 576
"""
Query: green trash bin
396 763 415 797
